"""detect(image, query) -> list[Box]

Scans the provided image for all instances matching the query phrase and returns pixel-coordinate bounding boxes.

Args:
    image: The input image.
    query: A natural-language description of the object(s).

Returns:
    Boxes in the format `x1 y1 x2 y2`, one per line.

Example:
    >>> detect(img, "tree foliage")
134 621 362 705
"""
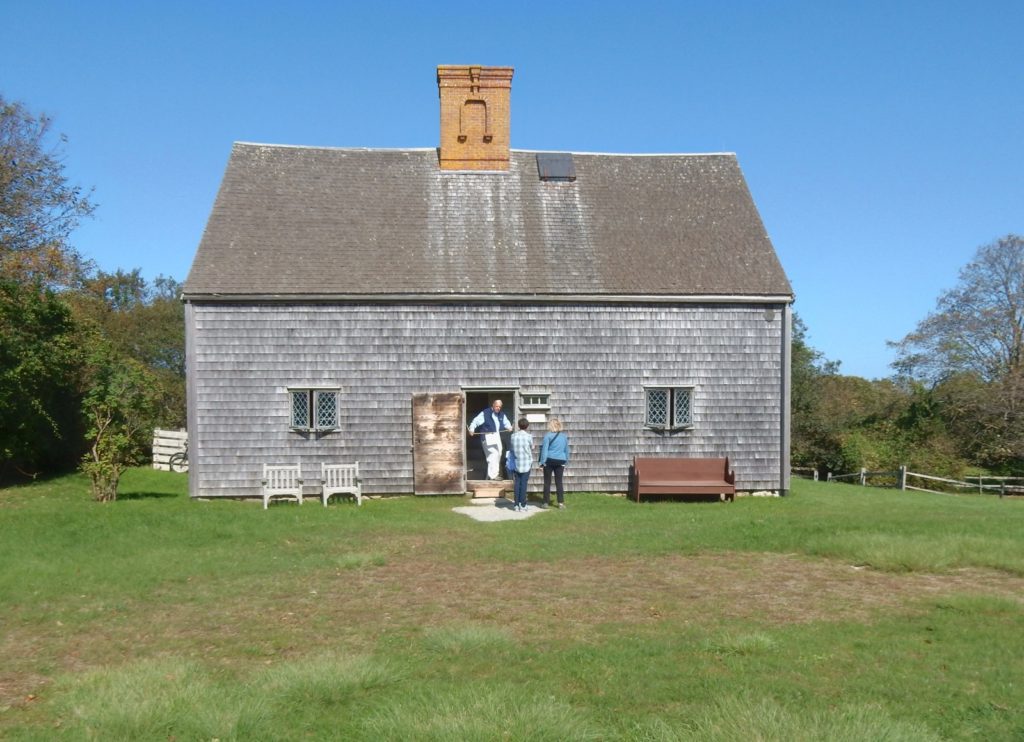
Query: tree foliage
74 272 184 498
1 95 184 488
792 235 1024 478
892 235 1024 384
71 270 185 428
1 95 95 287
790 313 842 471
75 270 184 376
891 234 1024 469
72 271 185 496
791 318 969 477
0 278 83 475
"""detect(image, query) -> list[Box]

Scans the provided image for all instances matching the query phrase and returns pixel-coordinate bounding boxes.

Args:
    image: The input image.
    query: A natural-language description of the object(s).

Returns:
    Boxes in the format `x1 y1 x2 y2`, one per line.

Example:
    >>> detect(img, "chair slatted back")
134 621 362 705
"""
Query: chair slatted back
264 464 301 492
322 462 359 490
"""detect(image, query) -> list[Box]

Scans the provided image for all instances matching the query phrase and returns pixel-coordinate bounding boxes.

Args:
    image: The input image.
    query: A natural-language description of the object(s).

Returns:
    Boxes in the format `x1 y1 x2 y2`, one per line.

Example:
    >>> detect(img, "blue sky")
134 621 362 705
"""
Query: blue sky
3 0 1021 379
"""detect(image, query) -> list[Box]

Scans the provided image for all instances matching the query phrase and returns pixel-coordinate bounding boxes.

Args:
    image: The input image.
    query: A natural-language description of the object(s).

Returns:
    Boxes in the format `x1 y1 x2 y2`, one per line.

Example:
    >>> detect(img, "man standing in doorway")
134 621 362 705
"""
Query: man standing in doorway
468 399 514 480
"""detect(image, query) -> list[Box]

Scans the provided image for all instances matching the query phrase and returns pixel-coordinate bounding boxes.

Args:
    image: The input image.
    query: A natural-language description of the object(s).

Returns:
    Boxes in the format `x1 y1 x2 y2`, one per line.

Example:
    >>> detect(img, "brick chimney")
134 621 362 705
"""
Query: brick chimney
437 65 514 171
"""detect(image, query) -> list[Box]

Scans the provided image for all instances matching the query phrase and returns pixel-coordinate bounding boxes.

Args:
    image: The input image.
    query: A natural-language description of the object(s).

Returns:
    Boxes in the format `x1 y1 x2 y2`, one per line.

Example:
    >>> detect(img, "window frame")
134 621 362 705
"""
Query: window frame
288 387 340 433
644 386 694 431
518 390 552 411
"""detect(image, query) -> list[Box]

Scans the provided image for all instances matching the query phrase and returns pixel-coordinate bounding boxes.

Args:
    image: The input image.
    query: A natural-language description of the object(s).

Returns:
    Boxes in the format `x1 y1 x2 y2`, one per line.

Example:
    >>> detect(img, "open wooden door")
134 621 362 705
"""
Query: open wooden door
412 392 465 495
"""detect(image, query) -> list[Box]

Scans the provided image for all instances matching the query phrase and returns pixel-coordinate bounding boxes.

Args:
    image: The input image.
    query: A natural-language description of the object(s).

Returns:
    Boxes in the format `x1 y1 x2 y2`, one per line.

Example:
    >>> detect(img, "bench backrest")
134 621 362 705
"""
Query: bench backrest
322 462 359 490
263 464 301 492
635 457 731 481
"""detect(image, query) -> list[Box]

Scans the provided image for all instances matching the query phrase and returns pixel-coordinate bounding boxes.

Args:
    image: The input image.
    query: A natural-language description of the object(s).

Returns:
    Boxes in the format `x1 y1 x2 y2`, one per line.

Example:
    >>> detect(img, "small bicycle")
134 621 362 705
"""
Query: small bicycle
168 441 188 473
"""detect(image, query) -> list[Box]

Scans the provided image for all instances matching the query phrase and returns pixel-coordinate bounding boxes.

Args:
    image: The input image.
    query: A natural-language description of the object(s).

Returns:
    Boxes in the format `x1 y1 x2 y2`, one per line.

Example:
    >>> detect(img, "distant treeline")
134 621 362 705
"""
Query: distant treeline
1 95 184 495
792 235 1024 479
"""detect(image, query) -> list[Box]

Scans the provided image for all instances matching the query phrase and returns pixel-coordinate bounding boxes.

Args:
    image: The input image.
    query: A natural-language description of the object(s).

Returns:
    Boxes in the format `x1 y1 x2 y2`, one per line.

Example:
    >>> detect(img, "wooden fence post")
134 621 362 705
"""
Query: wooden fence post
897 465 906 491
859 467 867 486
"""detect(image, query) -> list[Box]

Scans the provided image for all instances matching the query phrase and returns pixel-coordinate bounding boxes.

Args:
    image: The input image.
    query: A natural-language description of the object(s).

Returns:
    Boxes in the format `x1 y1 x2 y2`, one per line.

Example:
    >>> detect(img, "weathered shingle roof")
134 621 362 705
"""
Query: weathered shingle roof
183 144 792 299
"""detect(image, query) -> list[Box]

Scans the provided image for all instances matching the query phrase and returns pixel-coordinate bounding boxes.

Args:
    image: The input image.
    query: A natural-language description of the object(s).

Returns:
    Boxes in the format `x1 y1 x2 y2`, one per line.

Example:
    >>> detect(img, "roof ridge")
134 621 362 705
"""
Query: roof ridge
232 141 736 158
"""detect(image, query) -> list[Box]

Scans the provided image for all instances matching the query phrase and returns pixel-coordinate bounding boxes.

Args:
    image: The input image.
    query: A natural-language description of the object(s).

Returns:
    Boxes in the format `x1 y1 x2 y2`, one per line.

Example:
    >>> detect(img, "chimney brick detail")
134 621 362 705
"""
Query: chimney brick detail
437 65 514 171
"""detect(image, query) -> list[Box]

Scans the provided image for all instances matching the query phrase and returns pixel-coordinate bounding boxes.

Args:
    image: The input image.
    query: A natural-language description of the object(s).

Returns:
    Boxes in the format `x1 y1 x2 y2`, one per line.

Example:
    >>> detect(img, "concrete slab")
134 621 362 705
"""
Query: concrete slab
452 500 550 522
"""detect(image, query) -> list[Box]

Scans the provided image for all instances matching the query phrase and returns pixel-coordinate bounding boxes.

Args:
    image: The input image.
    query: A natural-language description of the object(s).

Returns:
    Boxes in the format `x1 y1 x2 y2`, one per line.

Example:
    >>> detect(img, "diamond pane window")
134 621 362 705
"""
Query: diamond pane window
645 389 668 427
645 387 693 431
673 389 692 427
291 391 310 429
289 388 340 432
314 390 338 429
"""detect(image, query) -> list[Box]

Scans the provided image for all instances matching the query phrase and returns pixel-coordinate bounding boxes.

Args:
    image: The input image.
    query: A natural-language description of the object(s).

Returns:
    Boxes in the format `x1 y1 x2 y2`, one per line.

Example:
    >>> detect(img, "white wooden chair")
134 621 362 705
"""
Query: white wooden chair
321 462 362 506
261 464 304 509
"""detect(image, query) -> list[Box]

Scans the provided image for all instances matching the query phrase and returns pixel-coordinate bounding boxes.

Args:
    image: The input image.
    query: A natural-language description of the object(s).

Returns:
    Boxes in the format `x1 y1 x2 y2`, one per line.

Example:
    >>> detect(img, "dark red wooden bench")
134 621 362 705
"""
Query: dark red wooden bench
631 457 736 502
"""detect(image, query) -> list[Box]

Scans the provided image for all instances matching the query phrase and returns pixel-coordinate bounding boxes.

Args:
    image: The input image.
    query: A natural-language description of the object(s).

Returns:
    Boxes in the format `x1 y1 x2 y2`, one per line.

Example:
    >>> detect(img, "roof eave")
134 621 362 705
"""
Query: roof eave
181 292 795 304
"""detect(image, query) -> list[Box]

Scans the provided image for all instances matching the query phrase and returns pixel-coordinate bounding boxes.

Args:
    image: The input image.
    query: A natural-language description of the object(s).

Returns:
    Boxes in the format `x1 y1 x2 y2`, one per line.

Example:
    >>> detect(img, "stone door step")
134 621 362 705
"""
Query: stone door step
467 479 510 500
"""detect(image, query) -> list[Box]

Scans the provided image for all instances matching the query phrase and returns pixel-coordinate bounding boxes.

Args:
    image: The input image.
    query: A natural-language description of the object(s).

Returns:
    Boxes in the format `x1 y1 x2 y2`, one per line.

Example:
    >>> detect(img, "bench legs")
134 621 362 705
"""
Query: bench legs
263 493 303 509
322 490 362 506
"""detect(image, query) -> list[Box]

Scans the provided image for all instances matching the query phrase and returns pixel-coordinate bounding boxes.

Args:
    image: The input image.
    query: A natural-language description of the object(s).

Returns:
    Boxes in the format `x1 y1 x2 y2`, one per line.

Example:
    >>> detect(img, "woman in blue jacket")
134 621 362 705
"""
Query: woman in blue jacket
538 418 570 509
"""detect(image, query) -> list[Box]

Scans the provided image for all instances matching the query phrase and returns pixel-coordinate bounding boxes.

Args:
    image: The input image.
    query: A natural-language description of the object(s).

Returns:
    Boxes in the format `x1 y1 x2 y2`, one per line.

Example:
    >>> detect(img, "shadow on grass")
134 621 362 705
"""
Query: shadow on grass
634 494 728 504
116 489 182 500
0 466 78 489
115 469 190 501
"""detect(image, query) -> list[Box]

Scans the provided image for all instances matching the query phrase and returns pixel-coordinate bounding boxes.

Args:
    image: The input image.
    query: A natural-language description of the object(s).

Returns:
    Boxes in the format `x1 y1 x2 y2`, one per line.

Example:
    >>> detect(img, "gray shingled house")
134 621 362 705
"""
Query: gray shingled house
182 65 794 500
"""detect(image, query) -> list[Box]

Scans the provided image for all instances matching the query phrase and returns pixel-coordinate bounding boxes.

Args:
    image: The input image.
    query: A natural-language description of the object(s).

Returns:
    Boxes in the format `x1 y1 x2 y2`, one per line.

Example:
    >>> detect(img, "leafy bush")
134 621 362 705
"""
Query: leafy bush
79 344 161 501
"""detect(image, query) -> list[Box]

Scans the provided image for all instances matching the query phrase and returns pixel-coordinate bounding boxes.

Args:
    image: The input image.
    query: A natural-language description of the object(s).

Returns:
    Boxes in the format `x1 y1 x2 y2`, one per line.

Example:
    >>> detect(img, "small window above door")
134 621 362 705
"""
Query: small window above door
519 391 551 411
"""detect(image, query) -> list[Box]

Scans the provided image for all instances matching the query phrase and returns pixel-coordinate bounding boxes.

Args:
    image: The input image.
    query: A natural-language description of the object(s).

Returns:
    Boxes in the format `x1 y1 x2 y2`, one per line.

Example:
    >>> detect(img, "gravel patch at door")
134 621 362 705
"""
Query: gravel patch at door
452 501 551 522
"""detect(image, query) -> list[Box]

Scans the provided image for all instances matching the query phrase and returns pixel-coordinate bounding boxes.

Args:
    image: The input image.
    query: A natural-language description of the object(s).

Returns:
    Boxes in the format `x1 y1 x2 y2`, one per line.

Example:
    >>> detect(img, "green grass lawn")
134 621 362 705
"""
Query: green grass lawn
1 470 1022 740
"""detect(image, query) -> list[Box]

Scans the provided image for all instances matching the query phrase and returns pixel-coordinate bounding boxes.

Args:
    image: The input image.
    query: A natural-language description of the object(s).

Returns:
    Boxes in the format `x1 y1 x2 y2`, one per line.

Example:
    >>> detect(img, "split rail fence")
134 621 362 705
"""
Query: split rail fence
821 465 1024 498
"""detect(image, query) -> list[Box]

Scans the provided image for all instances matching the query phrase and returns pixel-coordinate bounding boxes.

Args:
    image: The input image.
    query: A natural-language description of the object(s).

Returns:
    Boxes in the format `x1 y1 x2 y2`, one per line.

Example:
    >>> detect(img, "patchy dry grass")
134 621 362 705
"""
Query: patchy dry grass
1 470 1023 739
3 552 1022 724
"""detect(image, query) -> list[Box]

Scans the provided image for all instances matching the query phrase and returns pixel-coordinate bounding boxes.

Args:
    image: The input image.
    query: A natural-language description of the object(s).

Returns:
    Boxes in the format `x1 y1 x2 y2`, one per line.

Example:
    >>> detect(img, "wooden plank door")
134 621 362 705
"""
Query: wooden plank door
412 392 465 495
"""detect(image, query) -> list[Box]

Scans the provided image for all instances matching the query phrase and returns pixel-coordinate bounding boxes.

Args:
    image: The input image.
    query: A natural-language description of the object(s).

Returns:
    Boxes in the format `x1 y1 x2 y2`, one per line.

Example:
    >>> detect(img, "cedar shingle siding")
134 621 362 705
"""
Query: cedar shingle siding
184 144 794 498
186 303 785 496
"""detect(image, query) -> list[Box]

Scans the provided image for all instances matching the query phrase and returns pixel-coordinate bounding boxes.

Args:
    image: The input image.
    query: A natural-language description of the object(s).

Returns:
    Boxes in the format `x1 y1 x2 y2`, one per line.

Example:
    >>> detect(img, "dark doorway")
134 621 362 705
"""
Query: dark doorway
464 390 517 481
